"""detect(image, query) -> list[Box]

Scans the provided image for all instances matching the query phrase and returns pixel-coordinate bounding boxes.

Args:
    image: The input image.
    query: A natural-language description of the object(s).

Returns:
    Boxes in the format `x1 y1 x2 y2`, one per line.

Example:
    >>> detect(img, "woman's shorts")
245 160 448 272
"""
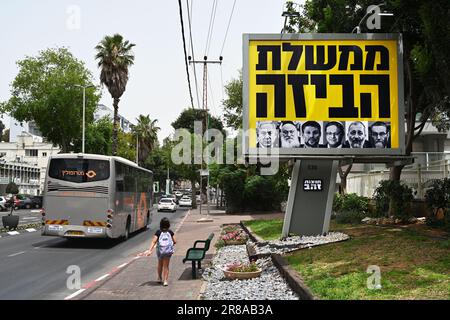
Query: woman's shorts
157 251 173 259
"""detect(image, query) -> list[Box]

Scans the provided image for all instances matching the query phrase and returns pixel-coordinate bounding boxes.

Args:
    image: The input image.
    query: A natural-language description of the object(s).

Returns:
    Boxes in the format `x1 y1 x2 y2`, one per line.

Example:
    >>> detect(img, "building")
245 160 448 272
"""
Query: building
94 104 133 133
0 132 60 194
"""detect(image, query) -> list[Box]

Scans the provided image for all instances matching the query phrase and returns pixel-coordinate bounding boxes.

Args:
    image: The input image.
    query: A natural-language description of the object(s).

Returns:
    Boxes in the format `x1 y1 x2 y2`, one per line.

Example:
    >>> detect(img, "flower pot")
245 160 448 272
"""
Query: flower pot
223 268 262 280
2 215 19 230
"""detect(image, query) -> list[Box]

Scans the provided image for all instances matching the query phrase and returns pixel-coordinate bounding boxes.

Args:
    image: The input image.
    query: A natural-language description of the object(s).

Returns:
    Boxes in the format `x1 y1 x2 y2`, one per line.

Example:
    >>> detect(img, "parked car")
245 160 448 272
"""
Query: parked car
31 196 43 209
157 198 177 212
179 196 192 207
0 196 7 211
19 197 33 209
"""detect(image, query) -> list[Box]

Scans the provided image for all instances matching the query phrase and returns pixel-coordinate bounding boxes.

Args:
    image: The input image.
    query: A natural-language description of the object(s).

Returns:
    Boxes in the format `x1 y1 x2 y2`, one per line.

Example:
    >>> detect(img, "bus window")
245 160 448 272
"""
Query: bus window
48 159 110 183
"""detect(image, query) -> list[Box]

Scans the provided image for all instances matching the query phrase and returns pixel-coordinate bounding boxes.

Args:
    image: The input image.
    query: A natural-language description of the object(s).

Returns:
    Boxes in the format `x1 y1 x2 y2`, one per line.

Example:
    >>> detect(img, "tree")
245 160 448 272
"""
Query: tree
117 130 136 162
0 47 100 152
84 116 113 155
6 182 19 195
171 108 224 134
222 71 243 130
132 115 160 166
0 120 4 139
1 129 9 142
95 34 136 156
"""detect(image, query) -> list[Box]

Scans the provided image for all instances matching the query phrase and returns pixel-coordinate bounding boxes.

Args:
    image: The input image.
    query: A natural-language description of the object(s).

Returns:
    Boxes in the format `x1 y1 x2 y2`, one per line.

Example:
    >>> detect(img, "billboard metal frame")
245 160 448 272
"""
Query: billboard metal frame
242 33 405 158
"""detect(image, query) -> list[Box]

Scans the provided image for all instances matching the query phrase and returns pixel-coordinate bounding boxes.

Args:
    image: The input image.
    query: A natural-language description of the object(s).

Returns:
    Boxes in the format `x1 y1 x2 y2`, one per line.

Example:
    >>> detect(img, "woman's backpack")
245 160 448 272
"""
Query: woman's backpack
158 231 174 255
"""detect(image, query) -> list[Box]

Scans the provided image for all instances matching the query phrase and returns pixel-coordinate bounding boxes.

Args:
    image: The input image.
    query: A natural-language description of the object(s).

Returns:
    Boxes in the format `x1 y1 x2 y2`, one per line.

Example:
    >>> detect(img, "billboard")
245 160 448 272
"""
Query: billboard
243 33 405 157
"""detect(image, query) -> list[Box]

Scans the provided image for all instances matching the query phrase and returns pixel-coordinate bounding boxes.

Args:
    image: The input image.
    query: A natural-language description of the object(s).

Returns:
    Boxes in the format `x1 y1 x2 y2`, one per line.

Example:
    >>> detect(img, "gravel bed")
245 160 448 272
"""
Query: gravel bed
253 232 350 255
201 245 299 300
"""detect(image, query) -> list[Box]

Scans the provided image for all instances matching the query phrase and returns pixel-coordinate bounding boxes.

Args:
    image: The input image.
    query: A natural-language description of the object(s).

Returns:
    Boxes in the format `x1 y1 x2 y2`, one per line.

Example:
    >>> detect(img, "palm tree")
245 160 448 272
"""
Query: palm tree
132 115 161 165
95 34 136 155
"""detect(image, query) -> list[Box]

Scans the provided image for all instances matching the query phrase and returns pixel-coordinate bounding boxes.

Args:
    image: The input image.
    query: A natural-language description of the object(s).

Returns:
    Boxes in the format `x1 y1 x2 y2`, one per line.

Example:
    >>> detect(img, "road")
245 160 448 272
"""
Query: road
0 206 189 300
0 208 42 227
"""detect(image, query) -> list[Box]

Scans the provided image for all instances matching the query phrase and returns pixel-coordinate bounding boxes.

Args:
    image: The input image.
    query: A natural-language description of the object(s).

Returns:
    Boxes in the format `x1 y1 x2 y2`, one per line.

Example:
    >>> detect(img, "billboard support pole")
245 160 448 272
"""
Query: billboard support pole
282 159 338 238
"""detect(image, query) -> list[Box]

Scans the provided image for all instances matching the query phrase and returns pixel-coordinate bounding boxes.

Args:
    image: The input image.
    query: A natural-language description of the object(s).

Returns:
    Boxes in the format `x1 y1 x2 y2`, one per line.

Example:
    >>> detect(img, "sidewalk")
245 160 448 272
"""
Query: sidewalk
78 208 283 300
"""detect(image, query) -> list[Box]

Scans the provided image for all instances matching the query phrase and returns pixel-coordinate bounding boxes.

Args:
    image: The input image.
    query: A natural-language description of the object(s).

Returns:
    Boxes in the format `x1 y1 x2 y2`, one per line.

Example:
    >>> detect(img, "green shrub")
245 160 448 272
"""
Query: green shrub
222 169 246 213
373 180 413 220
424 178 450 230
335 210 365 224
333 193 368 214
5 182 19 195
243 175 279 211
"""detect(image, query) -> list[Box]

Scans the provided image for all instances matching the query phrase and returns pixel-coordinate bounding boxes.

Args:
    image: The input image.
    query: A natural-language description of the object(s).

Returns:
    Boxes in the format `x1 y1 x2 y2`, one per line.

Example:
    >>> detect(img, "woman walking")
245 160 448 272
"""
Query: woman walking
144 217 176 286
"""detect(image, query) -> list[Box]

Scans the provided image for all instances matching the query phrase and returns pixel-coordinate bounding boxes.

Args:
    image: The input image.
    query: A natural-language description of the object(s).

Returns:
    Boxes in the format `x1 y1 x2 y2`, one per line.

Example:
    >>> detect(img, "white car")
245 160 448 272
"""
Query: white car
0 196 6 211
179 196 192 207
157 198 177 212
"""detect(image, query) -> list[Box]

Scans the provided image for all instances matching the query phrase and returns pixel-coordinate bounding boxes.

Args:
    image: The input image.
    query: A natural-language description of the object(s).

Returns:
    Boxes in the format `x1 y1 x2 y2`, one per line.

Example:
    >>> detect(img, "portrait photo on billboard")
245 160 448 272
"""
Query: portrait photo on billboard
256 121 280 148
343 121 370 149
323 121 345 149
369 121 391 148
299 121 325 148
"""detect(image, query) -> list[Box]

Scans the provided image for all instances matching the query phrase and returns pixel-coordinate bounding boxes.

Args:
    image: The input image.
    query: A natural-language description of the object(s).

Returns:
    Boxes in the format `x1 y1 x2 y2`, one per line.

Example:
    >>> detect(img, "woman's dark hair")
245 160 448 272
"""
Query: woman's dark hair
160 217 170 230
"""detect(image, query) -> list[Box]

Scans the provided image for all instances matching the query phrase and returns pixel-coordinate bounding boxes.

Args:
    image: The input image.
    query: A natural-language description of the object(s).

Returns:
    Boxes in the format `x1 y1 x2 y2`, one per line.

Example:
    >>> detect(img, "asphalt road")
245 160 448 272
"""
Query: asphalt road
0 208 42 227
0 206 189 300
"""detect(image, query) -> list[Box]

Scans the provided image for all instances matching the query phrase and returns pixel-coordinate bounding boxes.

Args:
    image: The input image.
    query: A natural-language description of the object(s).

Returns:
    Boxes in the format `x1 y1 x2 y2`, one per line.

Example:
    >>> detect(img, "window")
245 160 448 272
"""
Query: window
26 149 38 157
49 159 110 183
42 152 47 157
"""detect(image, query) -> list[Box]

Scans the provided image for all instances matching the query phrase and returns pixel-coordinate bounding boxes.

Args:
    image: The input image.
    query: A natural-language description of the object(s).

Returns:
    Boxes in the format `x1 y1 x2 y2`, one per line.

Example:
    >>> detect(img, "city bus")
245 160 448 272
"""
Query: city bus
41 153 153 240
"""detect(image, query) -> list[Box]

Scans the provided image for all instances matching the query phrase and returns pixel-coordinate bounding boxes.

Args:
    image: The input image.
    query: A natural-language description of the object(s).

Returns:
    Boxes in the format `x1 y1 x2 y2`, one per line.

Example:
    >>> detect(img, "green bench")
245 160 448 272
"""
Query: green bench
182 233 214 279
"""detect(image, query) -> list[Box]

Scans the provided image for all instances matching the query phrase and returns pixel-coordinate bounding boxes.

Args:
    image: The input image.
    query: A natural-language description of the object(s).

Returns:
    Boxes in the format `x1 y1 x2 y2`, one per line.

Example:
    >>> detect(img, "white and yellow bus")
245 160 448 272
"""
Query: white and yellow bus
41 154 153 240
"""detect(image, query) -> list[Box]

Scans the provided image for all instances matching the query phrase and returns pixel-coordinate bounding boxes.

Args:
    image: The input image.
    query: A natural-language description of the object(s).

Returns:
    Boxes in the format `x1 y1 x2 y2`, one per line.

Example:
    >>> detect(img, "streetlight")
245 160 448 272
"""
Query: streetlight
281 2 300 34
75 84 96 153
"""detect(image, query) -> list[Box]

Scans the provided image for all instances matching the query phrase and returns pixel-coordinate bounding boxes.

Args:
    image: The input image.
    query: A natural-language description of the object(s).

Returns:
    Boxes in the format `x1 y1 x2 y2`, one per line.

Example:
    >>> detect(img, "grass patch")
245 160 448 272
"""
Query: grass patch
243 219 283 240
286 224 450 300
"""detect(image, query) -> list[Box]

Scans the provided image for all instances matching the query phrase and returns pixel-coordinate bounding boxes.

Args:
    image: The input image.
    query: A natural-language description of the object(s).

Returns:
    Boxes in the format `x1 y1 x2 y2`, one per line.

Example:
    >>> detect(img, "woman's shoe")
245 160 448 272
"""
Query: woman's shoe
163 281 168 286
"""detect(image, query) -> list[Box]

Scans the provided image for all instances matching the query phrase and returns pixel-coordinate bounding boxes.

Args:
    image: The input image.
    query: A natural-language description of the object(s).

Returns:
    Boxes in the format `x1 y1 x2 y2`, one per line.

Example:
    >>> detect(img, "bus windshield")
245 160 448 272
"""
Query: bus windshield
48 158 110 183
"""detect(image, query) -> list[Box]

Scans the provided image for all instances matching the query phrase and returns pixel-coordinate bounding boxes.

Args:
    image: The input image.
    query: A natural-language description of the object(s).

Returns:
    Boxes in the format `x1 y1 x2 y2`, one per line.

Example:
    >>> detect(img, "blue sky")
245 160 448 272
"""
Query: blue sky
0 0 289 141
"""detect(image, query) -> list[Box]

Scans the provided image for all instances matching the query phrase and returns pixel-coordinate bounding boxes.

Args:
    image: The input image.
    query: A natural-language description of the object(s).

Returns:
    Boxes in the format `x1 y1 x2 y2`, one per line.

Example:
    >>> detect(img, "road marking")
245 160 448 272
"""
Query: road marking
30 210 41 213
117 263 128 269
26 228 37 232
64 289 86 300
94 274 109 282
8 251 26 257
7 231 20 236
23 217 39 220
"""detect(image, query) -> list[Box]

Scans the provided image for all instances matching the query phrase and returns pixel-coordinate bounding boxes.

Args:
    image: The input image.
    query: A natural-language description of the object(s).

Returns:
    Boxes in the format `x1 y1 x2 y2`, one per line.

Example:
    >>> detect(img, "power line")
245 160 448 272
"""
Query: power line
219 0 237 57
178 0 195 109
186 0 201 109
204 0 218 57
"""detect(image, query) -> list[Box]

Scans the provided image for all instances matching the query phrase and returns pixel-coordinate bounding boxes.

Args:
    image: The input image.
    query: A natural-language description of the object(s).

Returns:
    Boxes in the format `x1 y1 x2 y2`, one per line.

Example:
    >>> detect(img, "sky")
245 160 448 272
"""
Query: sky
0 0 291 142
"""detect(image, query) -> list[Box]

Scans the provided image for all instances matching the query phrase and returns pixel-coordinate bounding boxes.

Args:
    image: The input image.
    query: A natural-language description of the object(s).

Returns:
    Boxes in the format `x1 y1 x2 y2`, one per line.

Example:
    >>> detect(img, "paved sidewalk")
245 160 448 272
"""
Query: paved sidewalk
78 208 283 300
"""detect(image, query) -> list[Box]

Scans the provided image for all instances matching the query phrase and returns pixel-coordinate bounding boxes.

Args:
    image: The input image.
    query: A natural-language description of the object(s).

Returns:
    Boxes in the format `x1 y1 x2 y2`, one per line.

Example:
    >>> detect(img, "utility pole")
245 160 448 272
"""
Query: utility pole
188 56 222 220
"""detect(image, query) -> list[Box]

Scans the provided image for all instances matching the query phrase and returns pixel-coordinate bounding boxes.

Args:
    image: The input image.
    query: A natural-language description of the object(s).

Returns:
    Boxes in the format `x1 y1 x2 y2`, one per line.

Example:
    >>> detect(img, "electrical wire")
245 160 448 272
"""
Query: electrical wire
219 0 237 57
204 0 218 57
186 0 201 109
178 0 195 109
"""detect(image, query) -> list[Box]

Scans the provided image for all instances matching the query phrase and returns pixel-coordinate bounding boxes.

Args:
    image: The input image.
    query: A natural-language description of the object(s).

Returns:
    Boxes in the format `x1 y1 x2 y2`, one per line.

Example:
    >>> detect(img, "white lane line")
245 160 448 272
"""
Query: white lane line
8 251 26 257
26 228 37 232
94 274 109 282
23 217 39 220
64 289 86 300
30 210 41 213
117 263 128 269
7 231 20 236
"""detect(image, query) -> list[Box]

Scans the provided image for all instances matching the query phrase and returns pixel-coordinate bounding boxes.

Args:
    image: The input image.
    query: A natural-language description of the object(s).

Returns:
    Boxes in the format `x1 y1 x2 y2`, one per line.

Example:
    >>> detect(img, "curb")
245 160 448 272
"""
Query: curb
67 209 193 300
